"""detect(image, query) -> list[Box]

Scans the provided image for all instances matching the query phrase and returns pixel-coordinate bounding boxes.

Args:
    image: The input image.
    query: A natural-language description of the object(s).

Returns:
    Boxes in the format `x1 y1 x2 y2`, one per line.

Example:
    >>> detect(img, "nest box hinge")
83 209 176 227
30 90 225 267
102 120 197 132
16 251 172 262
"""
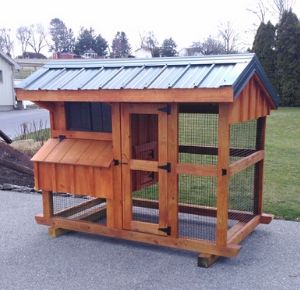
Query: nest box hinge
158 162 171 172
158 226 171 235
158 104 171 115
58 135 66 142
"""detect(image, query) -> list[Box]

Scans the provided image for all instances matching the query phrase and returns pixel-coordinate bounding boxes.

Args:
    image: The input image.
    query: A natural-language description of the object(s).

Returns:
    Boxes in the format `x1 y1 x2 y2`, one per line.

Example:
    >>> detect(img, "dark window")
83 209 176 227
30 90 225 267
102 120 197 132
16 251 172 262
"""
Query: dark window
0 70 3 83
65 102 112 132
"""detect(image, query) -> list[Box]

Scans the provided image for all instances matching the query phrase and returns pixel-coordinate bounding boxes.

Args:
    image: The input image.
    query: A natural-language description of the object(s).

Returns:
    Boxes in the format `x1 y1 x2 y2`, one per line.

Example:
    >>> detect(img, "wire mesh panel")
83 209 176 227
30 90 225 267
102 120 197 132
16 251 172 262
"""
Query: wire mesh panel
228 119 261 226
178 111 219 241
179 113 218 165
229 164 255 223
132 171 159 224
179 175 217 241
53 193 107 225
230 119 258 163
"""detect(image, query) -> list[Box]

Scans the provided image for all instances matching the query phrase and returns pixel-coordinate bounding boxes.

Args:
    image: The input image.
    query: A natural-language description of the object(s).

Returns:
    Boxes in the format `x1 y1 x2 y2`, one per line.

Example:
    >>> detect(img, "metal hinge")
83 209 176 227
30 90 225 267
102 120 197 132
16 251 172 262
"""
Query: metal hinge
159 226 171 235
158 162 171 172
158 104 171 114
113 159 128 166
58 135 66 142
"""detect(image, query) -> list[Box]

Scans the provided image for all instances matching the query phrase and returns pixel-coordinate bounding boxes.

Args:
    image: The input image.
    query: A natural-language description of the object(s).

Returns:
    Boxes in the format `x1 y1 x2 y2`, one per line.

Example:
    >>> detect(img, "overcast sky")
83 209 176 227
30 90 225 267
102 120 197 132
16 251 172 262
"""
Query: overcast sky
1 0 300 56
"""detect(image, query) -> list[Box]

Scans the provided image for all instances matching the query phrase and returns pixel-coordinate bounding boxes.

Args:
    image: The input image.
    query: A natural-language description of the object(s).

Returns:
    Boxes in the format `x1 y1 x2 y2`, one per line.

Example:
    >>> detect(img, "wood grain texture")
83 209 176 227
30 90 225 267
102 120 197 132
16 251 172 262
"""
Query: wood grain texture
216 104 230 247
111 103 123 229
42 191 53 218
228 150 264 176
176 163 218 176
229 75 275 124
52 130 112 141
35 215 241 257
16 87 234 103
167 103 178 237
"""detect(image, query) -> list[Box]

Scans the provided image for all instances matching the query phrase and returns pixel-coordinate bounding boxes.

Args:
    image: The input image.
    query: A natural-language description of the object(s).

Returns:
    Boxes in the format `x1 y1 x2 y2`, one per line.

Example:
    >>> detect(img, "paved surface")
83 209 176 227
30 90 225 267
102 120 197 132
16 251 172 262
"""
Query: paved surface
0 190 299 290
0 109 49 138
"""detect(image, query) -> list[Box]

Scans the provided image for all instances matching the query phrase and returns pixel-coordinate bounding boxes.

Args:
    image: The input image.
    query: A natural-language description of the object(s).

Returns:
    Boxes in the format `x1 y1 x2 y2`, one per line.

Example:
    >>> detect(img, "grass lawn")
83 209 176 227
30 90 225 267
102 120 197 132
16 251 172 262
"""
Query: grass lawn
264 107 300 220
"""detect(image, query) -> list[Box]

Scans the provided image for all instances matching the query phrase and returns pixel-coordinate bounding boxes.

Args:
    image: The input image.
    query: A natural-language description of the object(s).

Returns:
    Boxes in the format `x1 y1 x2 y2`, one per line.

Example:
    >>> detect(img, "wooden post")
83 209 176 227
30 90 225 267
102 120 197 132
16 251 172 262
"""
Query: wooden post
216 104 231 248
42 190 53 218
110 103 123 229
254 117 266 214
167 104 178 237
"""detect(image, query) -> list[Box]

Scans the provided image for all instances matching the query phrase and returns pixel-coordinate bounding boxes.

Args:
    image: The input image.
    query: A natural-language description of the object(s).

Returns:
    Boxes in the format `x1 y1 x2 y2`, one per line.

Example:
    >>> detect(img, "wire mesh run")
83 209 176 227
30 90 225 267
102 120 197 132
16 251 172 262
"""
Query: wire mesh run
53 193 107 225
230 119 259 163
178 175 217 241
229 165 256 223
179 113 218 165
132 170 159 224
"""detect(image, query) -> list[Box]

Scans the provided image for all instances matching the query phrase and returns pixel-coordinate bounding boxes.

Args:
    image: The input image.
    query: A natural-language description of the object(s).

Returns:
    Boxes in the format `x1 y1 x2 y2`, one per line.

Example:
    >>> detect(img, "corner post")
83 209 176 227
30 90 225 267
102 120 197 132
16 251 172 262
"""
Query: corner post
42 190 53 218
254 116 266 214
216 104 231 248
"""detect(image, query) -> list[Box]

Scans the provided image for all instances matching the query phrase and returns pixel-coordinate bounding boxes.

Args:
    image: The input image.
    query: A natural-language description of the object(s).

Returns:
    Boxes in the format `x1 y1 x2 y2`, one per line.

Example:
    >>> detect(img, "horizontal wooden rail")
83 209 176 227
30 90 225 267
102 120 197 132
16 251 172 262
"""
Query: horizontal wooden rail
52 130 112 141
35 214 241 257
228 150 264 176
176 163 218 176
132 198 255 222
131 221 166 236
179 145 256 157
227 215 261 244
129 159 159 172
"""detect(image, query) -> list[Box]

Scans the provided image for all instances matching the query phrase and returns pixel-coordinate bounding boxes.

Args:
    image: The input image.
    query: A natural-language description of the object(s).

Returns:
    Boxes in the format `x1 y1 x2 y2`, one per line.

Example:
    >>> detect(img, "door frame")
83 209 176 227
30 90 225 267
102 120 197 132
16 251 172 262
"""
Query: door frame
120 103 169 236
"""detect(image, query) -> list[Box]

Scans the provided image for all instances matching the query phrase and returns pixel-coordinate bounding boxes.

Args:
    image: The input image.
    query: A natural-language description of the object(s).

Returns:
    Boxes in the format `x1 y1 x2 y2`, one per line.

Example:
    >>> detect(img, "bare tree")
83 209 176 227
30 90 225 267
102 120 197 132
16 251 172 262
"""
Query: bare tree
272 0 295 18
0 28 14 56
247 0 269 23
16 26 31 55
27 24 49 54
218 21 238 53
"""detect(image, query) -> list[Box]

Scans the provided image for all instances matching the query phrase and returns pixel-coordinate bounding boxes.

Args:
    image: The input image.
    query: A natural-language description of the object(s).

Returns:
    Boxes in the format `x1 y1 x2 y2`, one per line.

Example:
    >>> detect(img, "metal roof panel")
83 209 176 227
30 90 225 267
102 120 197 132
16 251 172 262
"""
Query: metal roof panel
17 54 279 105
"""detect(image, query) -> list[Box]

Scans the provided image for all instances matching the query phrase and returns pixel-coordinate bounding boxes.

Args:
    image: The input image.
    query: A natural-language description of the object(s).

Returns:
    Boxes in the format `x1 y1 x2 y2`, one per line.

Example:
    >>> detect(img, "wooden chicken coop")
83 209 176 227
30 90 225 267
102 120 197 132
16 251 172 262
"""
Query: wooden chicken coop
16 54 279 267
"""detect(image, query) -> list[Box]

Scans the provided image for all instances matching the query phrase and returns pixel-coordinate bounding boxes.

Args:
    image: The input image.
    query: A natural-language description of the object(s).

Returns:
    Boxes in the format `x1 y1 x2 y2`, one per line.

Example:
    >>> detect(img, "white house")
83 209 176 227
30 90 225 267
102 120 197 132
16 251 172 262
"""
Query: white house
0 51 20 111
134 48 152 58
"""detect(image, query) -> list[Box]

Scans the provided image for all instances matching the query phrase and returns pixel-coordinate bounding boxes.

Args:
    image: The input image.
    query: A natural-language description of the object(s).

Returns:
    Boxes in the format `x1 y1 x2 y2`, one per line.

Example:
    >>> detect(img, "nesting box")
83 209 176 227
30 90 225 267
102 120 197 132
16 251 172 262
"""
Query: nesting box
16 54 279 267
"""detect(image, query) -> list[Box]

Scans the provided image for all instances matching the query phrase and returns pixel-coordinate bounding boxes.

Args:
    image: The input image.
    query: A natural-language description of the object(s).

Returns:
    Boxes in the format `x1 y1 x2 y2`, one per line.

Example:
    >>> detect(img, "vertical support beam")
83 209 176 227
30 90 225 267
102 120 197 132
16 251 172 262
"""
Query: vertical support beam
158 109 168 228
167 104 178 237
111 103 123 229
42 190 53 218
216 104 231 247
254 117 266 214
121 105 132 229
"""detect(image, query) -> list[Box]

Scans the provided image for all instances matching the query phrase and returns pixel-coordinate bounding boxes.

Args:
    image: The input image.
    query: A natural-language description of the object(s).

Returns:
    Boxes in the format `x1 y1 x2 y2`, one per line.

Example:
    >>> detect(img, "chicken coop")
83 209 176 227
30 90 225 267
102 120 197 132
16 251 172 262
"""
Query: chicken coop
16 54 279 267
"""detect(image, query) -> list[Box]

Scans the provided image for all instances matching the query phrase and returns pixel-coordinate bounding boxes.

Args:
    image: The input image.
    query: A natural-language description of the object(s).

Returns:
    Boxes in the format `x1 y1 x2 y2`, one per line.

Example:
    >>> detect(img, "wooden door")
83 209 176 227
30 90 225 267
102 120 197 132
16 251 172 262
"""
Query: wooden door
121 104 169 236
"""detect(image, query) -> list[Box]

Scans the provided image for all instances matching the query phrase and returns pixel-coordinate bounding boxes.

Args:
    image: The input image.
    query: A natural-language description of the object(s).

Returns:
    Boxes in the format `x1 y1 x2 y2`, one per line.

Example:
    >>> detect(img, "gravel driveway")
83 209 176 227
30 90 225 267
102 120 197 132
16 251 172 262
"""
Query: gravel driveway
0 190 299 290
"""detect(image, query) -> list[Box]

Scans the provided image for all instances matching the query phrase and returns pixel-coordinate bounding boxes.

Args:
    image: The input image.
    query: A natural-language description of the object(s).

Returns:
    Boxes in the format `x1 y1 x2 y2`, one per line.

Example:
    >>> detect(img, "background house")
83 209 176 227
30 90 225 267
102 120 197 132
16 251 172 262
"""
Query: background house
0 51 20 111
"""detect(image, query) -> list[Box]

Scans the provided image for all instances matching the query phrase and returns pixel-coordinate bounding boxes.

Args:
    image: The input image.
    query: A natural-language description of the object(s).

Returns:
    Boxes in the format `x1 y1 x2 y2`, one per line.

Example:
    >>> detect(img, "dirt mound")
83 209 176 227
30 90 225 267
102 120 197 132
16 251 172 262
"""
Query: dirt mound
0 142 34 187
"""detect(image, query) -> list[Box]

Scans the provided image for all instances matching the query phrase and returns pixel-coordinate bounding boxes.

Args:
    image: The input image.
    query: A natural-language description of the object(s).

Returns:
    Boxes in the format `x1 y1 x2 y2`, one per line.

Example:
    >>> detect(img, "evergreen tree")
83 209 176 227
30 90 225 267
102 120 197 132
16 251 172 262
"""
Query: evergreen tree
160 38 177 57
94 34 108 57
74 27 96 56
252 21 277 88
276 10 300 106
49 18 75 53
111 32 131 58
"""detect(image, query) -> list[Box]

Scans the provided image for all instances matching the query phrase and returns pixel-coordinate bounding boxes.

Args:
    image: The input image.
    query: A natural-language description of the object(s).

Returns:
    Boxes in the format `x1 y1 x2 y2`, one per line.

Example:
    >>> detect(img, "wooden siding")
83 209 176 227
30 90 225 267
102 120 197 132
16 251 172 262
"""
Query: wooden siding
229 76 275 124
33 138 113 198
